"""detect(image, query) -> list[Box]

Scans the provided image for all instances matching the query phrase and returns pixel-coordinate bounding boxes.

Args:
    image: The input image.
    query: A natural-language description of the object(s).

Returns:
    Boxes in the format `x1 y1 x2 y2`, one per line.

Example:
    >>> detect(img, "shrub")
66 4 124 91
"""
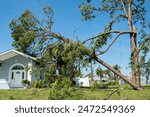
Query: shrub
91 81 108 89
48 76 74 100
32 80 43 88
107 81 119 86
99 82 108 89
21 80 30 86
9 95 15 100
91 81 100 89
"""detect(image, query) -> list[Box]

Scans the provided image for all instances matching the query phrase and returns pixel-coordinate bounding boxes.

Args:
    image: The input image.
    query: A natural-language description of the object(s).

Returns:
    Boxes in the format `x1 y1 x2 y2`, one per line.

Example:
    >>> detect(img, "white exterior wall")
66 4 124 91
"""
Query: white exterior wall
0 54 37 89
73 77 90 87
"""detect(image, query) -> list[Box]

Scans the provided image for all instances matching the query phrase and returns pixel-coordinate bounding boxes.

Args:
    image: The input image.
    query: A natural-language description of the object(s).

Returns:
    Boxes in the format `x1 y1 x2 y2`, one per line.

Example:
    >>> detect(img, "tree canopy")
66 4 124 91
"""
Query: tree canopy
9 0 150 90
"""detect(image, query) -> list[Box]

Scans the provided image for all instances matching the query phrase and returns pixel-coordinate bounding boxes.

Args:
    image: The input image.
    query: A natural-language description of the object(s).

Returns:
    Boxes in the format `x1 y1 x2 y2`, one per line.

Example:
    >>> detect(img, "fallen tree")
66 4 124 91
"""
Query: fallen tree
9 1 150 90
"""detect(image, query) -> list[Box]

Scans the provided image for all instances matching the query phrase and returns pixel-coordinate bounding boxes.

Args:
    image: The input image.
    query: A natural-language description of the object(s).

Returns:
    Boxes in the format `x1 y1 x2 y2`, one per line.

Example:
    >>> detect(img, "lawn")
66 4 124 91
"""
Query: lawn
0 85 150 100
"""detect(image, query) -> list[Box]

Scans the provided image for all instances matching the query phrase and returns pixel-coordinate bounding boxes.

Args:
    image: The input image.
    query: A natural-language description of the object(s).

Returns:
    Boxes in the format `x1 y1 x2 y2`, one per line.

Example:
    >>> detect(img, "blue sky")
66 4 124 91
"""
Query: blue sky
0 0 149 75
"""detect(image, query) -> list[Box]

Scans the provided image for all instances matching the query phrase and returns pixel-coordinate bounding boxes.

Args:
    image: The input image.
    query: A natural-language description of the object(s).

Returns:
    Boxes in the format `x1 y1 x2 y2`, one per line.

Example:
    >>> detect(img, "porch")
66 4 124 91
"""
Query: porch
0 79 10 89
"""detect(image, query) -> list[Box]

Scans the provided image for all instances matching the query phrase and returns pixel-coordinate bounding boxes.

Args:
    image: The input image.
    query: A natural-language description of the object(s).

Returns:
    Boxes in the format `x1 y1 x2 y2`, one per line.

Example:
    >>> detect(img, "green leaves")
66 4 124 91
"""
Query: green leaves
94 34 107 49
79 0 123 21
9 7 54 56
96 67 104 79
48 76 73 100
10 10 37 53
42 6 54 30
79 2 100 21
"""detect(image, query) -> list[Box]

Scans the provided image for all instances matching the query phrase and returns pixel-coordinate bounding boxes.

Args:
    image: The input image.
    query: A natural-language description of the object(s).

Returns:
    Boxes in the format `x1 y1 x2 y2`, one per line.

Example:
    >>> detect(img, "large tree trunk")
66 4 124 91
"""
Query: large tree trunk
94 57 143 91
89 62 94 86
128 0 141 88
130 33 141 87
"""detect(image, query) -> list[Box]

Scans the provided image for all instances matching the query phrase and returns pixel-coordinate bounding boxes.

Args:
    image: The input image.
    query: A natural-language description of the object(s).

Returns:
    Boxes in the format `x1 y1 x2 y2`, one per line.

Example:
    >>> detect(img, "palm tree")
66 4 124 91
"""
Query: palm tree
113 64 121 81
96 68 104 81
141 60 150 84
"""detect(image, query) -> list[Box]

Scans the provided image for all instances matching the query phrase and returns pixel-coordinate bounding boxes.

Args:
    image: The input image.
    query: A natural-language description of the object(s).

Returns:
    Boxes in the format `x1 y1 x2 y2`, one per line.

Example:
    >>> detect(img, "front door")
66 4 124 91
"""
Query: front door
10 69 25 88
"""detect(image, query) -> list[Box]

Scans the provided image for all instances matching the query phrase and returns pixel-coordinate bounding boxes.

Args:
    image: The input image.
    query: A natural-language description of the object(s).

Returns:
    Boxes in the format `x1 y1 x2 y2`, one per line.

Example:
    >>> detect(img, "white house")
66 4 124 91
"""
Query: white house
73 77 90 87
73 73 108 87
0 49 39 89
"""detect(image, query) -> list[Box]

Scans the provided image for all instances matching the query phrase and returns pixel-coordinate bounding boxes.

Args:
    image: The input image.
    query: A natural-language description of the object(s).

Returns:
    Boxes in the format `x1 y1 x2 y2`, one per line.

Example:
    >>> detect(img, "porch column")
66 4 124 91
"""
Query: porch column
27 62 32 82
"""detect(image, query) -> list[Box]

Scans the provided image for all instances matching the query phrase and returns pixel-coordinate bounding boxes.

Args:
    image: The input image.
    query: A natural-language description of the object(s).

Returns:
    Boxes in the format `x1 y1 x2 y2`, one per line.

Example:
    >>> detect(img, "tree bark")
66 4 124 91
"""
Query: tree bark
94 57 143 91
128 0 141 88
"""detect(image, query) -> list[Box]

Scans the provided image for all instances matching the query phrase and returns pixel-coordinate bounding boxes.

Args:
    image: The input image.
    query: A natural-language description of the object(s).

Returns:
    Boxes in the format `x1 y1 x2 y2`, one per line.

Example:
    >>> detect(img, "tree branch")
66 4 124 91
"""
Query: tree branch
105 14 127 32
133 3 145 21
103 89 118 100
120 0 128 18
137 35 150 52
96 33 122 55
82 30 134 44
38 29 142 91
50 32 70 43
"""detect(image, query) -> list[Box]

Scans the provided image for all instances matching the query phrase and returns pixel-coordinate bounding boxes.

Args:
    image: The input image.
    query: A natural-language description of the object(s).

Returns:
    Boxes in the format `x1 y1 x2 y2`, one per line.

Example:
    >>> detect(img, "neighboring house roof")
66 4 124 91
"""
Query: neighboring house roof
83 72 108 81
0 49 38 61
84 73 98 78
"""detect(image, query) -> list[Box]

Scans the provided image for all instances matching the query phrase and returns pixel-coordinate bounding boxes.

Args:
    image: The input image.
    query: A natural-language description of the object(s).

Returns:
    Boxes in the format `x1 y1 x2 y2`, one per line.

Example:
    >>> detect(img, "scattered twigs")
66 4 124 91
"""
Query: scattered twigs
103 89 118 100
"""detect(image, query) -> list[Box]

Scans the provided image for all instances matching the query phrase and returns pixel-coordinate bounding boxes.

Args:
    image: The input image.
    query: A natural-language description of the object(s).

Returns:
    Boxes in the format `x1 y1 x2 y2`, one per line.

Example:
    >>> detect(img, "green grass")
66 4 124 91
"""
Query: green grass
0 88 49 100
0 85 150 100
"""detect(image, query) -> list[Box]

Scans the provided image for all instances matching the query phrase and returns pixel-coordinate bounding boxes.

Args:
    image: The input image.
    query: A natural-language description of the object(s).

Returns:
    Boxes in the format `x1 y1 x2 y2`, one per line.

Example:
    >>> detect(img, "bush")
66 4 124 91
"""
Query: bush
48 76 74 100
91 81 100 89
32 80 43 88
21 80 30 86
9 95 15 100
99 82 108 89
91 81 108 89
107 81 119 86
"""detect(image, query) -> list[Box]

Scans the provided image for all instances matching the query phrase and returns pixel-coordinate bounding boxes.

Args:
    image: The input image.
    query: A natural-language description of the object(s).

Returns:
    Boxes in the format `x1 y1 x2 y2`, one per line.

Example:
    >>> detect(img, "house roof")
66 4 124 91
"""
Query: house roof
0 49 38 61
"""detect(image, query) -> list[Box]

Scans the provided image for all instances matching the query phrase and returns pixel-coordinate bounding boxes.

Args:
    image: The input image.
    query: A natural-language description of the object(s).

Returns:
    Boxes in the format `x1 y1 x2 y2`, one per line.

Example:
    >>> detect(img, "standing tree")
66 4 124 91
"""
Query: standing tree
79 0 150 88
141 60 150 84
96 67 104 81
96 65 121 82
9 1 150 90
113 64 121 81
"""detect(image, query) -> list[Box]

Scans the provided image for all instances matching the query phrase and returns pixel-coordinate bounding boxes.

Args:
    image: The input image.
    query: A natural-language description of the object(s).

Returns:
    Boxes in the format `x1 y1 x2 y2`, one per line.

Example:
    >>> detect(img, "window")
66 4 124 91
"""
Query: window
22 72 24 79
11 72 14 79
11 65 24 70
16 71 20 74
